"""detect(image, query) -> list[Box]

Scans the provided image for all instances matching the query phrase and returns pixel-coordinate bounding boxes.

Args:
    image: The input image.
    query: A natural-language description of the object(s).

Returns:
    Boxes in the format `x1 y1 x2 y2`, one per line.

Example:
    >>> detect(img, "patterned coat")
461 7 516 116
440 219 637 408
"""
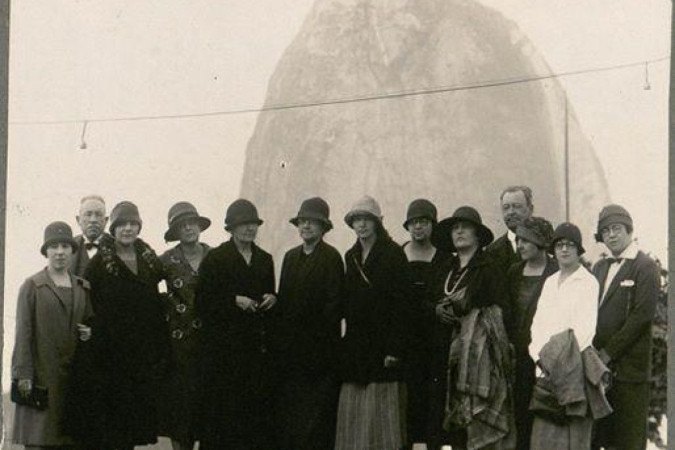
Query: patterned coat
157 243 210 442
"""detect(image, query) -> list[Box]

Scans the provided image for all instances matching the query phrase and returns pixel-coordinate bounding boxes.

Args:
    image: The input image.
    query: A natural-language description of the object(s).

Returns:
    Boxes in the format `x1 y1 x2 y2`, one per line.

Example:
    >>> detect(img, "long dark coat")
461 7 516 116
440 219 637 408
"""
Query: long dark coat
426 250 509 449
157 243 210 443
592 250 660 449
275 240 344 450
11 269 93 446
65 237 172 448
339 236 413 384
195 239 279 449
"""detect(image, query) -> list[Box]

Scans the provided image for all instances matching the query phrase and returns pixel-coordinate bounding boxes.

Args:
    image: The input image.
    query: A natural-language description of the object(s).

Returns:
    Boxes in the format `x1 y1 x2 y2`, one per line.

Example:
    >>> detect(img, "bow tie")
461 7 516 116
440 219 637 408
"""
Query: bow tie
85 242 99 250
607 257 623 265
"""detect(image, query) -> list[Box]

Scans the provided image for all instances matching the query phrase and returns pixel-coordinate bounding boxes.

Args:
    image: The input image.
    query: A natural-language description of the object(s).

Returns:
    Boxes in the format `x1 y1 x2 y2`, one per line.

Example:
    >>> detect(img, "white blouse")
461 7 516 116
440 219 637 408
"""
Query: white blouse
529 265 599 361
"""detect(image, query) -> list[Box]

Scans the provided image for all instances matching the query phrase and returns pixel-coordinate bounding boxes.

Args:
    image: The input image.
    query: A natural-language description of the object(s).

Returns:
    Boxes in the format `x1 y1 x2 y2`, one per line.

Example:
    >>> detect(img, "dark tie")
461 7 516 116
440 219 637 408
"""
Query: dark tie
85 242 99 251
606 257 623 265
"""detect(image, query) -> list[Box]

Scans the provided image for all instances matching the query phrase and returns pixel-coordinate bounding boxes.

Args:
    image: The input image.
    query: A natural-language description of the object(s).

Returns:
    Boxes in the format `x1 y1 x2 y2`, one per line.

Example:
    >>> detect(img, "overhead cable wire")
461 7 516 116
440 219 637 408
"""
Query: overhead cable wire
8 55 670 126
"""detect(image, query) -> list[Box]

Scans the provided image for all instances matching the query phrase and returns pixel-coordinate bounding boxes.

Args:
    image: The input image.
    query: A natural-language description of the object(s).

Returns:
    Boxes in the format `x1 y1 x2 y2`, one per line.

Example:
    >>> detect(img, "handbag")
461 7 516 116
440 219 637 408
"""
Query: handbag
11 380 49 410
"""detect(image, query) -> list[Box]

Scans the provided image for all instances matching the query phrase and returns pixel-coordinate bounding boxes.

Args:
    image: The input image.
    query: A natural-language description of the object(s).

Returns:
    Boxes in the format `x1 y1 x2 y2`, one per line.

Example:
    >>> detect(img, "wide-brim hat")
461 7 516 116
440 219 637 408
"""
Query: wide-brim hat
344 195 383 228
224 198 263 231
550 222 585 255
403 198 438 229
109 201 142 235
164 201 212 242
431 206 494 252
289 197 333 231
41 221 78 256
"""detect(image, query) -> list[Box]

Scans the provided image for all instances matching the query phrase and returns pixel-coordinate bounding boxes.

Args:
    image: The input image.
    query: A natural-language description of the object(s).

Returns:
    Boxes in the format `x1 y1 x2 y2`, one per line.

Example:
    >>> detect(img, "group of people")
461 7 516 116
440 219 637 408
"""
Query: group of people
10 186 659 450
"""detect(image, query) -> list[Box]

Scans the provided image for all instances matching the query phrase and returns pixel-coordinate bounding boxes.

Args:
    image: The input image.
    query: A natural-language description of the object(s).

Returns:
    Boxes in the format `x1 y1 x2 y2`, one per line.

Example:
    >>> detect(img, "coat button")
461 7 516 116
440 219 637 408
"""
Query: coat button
172 329 185 340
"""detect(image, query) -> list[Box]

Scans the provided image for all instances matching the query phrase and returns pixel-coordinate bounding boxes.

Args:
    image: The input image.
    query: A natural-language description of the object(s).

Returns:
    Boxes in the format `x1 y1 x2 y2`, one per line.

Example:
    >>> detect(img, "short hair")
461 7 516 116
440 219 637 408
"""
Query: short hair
80 195 106 207
500 185 533 207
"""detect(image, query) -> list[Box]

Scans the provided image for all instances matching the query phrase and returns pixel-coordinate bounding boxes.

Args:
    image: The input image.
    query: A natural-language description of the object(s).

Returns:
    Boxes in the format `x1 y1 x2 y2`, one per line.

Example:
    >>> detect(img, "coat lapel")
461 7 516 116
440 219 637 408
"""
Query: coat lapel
595 260 611 304
37 269 68 309
600 258 635 308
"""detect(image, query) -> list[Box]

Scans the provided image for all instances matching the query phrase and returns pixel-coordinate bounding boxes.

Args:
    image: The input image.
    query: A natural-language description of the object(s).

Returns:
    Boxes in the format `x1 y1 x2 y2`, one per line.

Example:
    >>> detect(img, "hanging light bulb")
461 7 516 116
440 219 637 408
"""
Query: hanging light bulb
643 62 651 91
79 121 88 149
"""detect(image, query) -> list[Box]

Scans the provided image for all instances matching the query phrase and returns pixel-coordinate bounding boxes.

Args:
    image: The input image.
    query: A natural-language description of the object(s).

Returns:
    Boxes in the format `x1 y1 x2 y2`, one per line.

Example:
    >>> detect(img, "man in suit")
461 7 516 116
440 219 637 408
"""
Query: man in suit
485 185 533 273
591 204 660 450
70 195 109 277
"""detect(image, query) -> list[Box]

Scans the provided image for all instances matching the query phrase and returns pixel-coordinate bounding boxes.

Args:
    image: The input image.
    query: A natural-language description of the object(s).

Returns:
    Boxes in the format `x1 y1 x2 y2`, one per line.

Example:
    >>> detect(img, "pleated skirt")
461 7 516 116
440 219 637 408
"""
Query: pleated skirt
334 381 407 450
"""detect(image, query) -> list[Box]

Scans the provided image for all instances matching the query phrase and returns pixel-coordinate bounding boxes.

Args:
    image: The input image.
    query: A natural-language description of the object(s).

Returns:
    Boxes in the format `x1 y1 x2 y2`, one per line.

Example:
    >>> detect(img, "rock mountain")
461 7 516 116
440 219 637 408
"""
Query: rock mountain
240 0 609 263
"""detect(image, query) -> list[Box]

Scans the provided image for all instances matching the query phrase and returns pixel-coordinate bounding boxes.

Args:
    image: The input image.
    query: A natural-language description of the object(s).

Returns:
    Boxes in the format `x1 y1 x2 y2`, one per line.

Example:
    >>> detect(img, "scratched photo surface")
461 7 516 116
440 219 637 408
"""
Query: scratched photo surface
3 1 670 448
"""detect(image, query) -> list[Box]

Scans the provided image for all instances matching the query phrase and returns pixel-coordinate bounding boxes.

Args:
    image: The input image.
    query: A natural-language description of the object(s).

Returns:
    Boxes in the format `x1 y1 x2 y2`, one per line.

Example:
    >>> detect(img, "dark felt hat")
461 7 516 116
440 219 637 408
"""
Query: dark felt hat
432 206 494 252
109 201 142 235
41 221 78 256
224 199 263 231
164 202 211 242
550 222 585 255
289 197 333 231
594 204 633 242
403 198 438 229
515 216 554 249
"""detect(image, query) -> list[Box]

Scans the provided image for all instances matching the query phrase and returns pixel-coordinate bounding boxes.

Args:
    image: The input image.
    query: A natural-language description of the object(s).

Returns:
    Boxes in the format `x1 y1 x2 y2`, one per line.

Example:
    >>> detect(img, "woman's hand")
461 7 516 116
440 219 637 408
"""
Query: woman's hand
259 293 277 311
383 355 400 369
235 295 258 313
77 323 92 342
17 379 32 397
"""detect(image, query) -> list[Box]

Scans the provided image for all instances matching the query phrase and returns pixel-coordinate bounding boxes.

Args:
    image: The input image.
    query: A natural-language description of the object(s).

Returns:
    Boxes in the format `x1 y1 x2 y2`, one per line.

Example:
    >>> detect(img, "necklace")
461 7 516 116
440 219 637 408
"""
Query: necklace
444 266 469 296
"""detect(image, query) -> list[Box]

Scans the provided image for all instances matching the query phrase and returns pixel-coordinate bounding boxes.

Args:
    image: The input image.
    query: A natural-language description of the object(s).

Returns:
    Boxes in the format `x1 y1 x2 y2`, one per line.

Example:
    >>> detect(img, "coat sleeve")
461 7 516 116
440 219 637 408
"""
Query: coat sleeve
384 245 414 359
602 257 660 361
82 282 95 325
12 278 37 380
575 275 599 351
480 261 510 317
321 248 345 326
264 253 276 295
504 262 520 343
195 252 235 327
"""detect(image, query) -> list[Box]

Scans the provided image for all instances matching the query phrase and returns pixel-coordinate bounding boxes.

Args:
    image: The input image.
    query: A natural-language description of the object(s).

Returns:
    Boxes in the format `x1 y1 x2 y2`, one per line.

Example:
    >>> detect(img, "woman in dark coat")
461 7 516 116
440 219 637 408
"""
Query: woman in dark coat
426 206 511 450
275 197 343 450
11 222 93 449
505 216 557 450
196 198 279 450
71 201 172 450
334 195 413 450
157 202 211 450
400 199 450 448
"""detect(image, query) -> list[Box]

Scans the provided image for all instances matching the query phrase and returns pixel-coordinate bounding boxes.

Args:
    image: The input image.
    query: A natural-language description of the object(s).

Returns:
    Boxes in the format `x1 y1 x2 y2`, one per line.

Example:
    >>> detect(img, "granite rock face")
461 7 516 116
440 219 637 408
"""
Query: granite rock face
240 0 609 262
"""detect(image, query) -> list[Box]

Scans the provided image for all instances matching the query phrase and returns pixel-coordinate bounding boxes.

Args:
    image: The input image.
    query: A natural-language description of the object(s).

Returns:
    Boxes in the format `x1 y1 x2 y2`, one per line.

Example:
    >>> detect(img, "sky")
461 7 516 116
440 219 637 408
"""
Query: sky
2 0 671 390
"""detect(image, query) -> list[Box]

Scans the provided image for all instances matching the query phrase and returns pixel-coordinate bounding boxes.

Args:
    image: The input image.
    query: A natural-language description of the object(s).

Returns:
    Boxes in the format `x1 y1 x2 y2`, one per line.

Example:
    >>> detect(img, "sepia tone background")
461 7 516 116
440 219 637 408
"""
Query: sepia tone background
2 1 671 448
